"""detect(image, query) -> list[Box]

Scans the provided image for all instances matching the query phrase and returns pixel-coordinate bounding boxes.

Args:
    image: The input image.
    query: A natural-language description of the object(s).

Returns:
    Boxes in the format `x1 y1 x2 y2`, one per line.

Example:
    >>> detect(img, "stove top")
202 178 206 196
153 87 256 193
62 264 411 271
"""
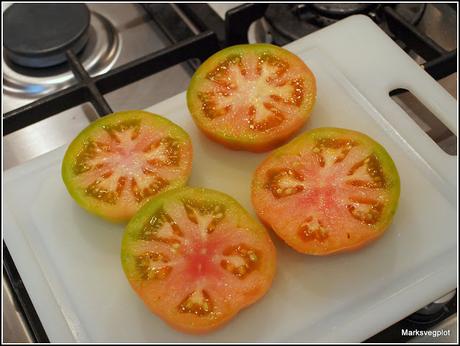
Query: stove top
3 3 192 169
4 9 120 99
2 2 457 343
262 3 425 45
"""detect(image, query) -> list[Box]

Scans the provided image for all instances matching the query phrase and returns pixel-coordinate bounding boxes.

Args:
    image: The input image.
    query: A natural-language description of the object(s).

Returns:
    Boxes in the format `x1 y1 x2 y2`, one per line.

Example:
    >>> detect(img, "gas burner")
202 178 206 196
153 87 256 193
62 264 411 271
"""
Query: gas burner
309 3 377 19
4 4 91 68
3 11 121 98
298 3 380 28
257 3 426 45
407 291 457 325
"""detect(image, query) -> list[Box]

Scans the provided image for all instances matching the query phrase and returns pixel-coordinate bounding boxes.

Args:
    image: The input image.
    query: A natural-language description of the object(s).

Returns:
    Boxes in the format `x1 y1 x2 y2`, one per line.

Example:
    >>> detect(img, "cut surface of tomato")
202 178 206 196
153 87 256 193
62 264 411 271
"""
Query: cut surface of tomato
187 44 316 152
121 187 276 334
252 128 400 255
62 111 193 222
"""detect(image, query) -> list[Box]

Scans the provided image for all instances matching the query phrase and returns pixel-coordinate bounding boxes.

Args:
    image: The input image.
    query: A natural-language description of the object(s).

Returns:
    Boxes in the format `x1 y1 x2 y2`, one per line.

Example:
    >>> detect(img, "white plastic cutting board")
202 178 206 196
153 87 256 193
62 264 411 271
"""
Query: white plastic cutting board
4 16 457 343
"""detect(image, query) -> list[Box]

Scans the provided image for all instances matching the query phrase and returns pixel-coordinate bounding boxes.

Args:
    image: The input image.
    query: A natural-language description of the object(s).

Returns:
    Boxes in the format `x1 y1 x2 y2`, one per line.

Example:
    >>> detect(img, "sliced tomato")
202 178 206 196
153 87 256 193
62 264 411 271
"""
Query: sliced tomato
62 111 193 223
187 44 316 152
252 128 400 255
121 187 276 334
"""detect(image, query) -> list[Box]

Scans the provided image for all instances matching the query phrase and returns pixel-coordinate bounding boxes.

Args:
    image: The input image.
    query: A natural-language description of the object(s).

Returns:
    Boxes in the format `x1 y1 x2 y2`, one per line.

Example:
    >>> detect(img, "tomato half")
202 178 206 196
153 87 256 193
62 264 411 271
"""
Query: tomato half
62 111 193 223
121 187 276 334
187 44 316 152
252 128 400 255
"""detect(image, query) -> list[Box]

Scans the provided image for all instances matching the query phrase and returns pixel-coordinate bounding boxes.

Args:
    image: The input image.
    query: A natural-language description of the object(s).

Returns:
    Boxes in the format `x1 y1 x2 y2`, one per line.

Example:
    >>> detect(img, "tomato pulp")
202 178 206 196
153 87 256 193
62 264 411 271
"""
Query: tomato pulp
62 111 193 222
121 187 276 333
187 44 316 152
252 128 400 255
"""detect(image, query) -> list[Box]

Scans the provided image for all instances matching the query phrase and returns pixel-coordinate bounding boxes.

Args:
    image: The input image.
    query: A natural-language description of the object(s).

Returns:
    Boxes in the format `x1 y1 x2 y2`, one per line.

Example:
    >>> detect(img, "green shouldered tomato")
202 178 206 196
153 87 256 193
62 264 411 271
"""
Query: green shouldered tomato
187 44 316 152
62 111 193 222
252 128 400 255
121 187 276 333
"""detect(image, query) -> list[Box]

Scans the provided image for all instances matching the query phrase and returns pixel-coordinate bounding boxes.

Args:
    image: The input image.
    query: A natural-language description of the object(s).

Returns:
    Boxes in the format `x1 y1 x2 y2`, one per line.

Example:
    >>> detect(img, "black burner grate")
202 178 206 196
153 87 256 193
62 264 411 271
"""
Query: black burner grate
3 31 219 135
3 3 456 136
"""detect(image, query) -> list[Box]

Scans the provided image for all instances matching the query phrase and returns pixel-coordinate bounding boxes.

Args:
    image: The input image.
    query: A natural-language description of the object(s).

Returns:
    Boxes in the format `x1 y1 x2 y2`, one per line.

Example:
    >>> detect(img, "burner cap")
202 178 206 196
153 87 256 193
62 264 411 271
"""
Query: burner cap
3 4 90 68
311 4 377 18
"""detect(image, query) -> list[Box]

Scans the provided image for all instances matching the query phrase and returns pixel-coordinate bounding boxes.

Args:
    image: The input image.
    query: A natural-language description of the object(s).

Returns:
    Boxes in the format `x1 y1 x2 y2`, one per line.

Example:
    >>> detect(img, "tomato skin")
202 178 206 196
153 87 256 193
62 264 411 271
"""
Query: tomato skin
187 43 316 152
191 118 306 153
62 111 193 223
251 127 400 255
121 187 276 334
